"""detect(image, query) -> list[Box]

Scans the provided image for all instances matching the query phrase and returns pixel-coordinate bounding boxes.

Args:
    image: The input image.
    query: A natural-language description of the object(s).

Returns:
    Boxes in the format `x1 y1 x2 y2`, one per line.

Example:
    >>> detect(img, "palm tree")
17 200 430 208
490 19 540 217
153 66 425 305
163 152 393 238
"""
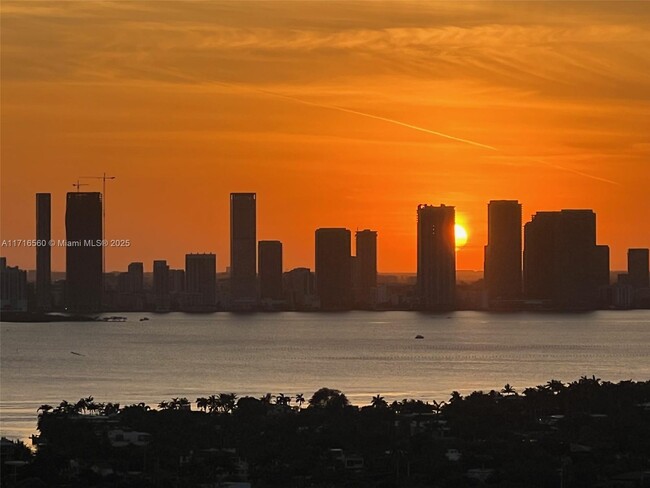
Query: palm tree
75 397 90 414
501 384 517 396
449 391 463 404
56 400 80 416
196 397 209 412
37 404 53 416
275 393 292 407
295 393 305 410
102 402 120 415
218 393 237 413
87 399 102 415
370 394 388 409
207 394 219 413
432 400 446 415
578 375 601 386
158 400 170 410
260 393 273 405
546 379 565 394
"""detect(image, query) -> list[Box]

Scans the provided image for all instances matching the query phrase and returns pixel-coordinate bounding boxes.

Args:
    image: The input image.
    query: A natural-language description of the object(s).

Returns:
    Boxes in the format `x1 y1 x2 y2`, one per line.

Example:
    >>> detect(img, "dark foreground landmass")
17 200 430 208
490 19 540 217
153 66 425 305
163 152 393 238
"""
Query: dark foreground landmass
2 377 649 487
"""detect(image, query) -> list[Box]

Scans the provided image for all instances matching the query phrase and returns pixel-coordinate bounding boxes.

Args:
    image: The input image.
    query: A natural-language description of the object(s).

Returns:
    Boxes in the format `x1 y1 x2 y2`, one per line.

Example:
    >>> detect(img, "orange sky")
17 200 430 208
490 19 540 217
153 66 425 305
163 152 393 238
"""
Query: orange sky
1 1 649 273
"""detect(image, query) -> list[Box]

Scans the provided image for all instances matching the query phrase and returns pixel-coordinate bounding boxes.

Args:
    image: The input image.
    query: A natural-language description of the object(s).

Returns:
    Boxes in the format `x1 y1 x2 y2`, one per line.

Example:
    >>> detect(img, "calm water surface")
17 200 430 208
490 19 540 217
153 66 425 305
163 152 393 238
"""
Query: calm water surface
1 310 649 442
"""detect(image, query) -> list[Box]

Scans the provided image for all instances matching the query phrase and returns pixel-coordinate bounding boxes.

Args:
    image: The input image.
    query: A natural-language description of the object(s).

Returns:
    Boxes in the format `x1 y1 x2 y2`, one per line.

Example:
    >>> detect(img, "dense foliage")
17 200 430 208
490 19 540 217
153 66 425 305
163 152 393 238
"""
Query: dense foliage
2 377 649 487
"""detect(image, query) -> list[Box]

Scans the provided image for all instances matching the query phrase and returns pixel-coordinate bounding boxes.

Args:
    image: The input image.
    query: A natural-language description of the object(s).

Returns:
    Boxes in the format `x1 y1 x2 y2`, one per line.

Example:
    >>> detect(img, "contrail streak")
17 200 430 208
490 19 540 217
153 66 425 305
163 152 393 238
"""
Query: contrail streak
268 90 499 151
214 81 619 185
526 158 621 186
215 81 497 151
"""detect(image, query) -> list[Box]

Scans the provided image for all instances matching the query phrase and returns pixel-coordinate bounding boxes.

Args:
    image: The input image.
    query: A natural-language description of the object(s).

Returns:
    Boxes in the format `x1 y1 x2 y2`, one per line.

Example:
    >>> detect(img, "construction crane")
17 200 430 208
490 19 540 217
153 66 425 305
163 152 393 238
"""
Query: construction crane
72 180 89 192
80 173 116 275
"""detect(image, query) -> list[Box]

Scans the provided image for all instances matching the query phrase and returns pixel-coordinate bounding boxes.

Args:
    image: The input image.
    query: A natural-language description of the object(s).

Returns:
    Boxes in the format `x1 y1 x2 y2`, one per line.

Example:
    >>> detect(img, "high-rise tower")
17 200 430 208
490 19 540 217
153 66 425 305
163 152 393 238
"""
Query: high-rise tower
417 204 456 310
65 192 103 312
230 193 257 309
259 240 283 302
36 193 52 310
315 228 352 310
355 229 377 308
524 209 608 309
484 200 522 305
185 253 217 309
628 248 649 288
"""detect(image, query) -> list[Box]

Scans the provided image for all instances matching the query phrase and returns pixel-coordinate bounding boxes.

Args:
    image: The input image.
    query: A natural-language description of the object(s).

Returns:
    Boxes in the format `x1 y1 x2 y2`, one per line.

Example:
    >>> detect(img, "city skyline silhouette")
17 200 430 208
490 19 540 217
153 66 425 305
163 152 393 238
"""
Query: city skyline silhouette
2 188 648 313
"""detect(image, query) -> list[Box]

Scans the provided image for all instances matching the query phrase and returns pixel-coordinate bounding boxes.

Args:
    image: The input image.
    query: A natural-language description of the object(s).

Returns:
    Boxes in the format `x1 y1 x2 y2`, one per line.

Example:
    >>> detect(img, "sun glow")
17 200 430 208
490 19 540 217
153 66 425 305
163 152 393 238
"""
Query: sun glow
455 224 468 249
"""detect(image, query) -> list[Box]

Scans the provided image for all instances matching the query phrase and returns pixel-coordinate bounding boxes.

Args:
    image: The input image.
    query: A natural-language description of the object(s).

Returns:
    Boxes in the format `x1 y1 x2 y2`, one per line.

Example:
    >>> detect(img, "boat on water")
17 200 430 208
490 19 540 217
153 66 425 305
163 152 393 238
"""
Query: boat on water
415 334 424 339
100 316 127 322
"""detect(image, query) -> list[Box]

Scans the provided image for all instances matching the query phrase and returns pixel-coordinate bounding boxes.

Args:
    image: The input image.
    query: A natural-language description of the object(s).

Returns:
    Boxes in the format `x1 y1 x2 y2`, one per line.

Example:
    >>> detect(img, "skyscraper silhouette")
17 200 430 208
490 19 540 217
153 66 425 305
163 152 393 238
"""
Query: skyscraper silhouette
258 240 283 302
524 209 608 309
65 192 103 312
628 248 649 288
117 262 144 293
484 200 522 306
416 204 456 310
185 253 217 309
284 267 316 310
315 228 352 310
230 193 257 310
36 193 52 310
355 229 377 308
153 260 170 311
0 257 28 311
116 262 145 311
522 211 556 300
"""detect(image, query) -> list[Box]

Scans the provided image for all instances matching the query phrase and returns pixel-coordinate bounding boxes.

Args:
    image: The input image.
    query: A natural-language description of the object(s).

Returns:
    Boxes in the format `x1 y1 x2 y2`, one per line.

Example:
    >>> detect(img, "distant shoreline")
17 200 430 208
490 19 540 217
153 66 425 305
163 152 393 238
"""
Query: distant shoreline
2 307 649 323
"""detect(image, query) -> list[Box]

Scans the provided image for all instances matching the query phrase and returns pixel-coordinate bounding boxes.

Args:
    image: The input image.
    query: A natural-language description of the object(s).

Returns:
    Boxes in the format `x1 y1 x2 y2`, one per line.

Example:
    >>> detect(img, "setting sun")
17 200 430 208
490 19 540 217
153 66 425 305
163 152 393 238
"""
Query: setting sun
455 224 468 249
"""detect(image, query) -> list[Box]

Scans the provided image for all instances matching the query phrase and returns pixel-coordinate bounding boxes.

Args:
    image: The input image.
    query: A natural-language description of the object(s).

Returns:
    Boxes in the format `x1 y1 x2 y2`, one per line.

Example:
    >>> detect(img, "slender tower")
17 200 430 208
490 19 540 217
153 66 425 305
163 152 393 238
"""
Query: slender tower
36 193 52 310
315 228 352 310
230 193 257 309
355 229 377 308
417 204 456 310
484 200 522 306
259 240 283 302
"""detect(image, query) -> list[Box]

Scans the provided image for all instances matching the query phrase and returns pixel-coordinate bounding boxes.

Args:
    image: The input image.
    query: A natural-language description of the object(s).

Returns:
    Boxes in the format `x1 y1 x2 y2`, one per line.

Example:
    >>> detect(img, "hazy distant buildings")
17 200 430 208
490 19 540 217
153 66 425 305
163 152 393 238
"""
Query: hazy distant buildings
185 253 216 310
284 267 316 310
36 193 52 310
259 240 283 302
354 229 377 308
153 260 170 311
628 249 649 288
523 209 609 309
118 262 143 293
484 200 521 306
114 262 145 310
168 268 185 310
0 257 28 311
315 228 352 310
230 193 257 309
417 204 456 310
169 269 185 294
65 192 103 312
